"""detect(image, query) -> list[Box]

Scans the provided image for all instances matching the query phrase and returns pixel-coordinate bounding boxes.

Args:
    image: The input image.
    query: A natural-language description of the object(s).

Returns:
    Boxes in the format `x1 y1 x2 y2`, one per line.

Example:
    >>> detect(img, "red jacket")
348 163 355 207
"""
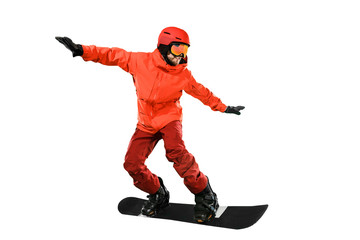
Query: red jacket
82 46 227 134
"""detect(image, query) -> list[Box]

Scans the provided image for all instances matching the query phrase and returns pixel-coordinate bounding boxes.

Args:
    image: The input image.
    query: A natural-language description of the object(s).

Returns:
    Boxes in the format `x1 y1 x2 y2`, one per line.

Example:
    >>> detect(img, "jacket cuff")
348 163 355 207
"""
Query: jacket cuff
219 104 228 113
81 45 92 60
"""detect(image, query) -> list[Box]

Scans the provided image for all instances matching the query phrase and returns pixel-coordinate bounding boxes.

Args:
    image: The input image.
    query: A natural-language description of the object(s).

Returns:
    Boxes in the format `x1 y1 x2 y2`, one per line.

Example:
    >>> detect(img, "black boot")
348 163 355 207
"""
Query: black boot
194 178 219 223
141 177 170 216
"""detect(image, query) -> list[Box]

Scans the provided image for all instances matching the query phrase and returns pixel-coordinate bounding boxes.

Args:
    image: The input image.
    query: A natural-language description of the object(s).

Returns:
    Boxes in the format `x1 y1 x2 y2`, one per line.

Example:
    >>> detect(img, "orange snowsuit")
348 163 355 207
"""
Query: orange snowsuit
81 46 227 134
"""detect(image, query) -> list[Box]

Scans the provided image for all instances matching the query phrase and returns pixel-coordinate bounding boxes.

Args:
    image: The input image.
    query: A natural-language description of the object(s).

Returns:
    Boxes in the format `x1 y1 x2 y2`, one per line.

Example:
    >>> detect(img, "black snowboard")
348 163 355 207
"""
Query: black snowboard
118 197 268 230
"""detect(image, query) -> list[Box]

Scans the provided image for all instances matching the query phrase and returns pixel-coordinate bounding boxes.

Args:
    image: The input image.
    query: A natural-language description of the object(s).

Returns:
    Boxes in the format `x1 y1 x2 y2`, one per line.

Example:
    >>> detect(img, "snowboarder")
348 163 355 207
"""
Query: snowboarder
56 26 245 223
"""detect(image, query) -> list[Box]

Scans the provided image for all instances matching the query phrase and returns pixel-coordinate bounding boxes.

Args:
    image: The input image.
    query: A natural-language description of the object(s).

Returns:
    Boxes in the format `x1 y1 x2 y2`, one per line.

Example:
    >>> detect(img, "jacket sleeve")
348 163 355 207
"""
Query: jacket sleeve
81 45 136 73
184 74 227 112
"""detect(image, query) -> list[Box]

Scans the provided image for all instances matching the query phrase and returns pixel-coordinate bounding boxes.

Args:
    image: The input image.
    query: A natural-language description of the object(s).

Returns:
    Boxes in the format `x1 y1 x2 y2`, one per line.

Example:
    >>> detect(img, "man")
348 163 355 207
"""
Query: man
56 26 244 223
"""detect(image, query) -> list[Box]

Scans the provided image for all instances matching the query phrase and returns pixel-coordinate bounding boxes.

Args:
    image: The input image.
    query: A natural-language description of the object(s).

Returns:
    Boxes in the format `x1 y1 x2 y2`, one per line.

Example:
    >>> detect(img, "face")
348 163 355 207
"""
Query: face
167 52 182 66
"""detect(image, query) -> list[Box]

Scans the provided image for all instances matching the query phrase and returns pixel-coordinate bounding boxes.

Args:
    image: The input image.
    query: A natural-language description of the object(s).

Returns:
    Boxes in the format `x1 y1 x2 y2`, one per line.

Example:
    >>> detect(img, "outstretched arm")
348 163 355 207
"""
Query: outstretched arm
184 75 227 112
184 75 245 115
55 36 134 72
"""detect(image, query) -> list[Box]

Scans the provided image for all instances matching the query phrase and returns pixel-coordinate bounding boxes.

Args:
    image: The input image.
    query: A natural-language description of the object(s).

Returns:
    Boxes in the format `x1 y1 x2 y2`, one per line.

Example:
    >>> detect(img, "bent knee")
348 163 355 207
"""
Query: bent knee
123 159 144 174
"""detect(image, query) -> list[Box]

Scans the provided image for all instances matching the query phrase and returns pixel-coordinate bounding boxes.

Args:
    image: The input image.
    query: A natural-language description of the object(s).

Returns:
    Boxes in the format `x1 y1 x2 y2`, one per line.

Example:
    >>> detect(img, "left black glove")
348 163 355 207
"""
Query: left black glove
224 106 245 115
55 36 84 57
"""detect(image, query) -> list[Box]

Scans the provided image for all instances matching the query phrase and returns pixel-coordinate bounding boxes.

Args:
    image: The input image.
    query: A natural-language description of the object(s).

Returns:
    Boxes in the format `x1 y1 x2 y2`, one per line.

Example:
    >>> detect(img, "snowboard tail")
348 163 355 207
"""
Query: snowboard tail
118 197 268 230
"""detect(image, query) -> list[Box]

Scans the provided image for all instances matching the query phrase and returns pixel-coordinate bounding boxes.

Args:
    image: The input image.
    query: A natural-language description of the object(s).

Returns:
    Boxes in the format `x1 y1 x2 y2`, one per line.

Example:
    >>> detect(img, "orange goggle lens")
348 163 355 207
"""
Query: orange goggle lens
170 44 189 58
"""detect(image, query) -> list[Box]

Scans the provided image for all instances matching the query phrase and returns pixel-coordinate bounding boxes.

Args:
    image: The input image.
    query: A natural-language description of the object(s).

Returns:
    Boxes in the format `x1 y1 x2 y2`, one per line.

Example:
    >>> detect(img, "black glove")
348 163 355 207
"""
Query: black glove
55 36 84 57
224 106 245 115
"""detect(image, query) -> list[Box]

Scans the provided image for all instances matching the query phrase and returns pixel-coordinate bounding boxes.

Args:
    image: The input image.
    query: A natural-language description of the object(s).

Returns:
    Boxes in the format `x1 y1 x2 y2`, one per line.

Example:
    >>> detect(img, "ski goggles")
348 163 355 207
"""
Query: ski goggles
170 43 189 58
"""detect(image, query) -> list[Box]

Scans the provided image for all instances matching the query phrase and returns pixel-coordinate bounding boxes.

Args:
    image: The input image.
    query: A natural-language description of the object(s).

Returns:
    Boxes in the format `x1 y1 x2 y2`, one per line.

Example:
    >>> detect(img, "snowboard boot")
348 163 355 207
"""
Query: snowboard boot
141 177 170 217
194 177 219 223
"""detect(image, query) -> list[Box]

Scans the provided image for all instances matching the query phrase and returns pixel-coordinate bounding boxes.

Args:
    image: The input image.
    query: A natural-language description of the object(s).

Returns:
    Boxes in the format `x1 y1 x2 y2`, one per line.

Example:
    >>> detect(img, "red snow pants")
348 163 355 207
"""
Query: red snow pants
123 120 208 194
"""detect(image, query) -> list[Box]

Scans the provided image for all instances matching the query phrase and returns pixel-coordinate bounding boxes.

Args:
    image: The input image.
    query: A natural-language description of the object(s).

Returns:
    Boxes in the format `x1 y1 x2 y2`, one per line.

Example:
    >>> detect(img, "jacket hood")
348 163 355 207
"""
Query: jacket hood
152 49 188 73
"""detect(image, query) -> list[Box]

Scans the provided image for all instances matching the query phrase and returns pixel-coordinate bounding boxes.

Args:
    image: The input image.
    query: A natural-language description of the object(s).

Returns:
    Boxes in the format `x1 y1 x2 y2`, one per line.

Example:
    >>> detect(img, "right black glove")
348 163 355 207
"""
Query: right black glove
55 36 84 57
225 106 245 115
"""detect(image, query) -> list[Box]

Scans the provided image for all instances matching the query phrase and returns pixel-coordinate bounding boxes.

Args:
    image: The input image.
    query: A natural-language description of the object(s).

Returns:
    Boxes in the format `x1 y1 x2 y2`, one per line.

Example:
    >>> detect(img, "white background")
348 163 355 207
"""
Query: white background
1 0 359 239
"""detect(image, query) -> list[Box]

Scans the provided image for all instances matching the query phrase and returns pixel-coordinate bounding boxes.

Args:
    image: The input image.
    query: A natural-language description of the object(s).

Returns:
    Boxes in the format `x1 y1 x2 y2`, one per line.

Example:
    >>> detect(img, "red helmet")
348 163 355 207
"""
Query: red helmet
157 27 190 47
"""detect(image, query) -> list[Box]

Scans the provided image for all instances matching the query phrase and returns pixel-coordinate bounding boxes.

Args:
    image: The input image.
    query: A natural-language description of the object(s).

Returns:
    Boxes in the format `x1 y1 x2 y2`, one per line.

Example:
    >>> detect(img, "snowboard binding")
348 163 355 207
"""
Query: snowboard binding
194 178 219 223
141 177 170 216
